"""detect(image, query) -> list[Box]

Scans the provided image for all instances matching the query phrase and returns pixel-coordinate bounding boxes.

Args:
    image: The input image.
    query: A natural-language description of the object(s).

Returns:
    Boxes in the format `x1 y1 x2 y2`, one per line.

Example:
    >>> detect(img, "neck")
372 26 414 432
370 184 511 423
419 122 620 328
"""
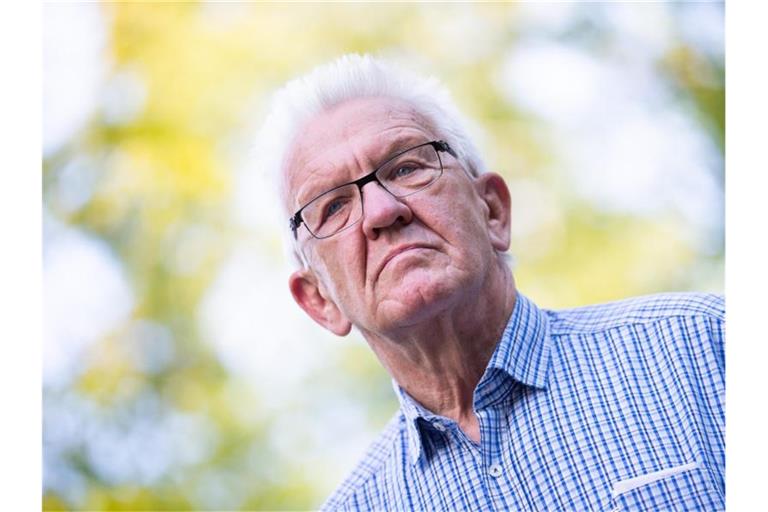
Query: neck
363 258 517 440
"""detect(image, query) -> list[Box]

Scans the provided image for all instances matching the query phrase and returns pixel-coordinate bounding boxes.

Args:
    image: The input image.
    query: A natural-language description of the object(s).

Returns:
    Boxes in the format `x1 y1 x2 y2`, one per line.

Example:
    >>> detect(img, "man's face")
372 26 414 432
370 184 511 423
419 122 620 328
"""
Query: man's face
284 97 507 336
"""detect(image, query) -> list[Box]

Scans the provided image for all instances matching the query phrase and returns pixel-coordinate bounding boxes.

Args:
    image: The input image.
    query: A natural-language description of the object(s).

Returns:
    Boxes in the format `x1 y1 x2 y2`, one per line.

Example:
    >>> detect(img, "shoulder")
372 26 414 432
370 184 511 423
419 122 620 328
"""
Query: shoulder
320 412 405 511
547 292 724 336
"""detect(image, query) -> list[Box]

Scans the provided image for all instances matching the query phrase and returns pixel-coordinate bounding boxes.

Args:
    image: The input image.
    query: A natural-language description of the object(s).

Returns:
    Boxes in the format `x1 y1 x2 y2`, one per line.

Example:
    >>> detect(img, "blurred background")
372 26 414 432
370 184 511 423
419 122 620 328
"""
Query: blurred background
42 2 723 510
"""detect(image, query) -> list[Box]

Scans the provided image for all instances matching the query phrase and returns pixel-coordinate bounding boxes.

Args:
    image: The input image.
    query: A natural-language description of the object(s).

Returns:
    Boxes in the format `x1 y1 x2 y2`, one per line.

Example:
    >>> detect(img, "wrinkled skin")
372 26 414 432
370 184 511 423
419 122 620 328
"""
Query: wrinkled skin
283 96 516 442
284 97 511 341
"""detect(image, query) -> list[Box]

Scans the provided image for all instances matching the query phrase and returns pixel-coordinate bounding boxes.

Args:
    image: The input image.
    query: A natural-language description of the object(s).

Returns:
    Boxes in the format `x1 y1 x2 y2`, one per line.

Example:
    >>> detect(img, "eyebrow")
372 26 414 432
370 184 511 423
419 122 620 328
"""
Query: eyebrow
378 135 424 160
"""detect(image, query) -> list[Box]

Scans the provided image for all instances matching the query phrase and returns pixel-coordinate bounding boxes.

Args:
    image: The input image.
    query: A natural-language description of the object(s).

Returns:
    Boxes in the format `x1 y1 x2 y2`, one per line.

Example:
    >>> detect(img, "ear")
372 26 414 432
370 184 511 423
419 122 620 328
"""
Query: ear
475 172 512 252
289 269 352 336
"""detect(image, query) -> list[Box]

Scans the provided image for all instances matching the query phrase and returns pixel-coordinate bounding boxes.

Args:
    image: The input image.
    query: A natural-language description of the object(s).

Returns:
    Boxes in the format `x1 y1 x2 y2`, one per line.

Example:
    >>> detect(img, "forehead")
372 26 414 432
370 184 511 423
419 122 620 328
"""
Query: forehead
282 96 435 210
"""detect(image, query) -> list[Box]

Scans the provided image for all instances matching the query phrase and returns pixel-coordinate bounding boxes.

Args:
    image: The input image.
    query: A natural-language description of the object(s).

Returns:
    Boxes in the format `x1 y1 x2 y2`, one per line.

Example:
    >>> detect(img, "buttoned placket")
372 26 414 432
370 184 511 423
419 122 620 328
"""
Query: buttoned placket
473 376 536 510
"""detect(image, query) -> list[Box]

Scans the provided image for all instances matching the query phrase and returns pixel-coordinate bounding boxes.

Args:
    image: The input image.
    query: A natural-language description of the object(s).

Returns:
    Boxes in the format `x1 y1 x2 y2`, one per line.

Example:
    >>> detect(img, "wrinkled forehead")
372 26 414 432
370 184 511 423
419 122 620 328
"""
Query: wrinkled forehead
281 96 436 213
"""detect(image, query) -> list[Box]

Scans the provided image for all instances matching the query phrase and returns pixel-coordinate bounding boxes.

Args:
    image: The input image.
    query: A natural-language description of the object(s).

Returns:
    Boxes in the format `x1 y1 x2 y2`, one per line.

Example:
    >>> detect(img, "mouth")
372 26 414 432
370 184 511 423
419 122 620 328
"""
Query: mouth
375 244 434 280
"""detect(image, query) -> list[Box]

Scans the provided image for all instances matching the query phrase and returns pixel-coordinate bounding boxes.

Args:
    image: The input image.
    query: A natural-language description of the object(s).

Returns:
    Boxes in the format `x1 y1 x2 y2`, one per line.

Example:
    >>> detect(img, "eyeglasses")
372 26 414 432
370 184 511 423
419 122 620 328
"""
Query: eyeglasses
289 140 458 240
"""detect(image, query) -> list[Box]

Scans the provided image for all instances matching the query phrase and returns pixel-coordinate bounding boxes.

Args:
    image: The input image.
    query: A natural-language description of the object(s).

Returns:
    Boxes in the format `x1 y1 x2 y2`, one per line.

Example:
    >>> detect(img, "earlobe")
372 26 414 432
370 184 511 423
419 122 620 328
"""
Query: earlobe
289 270 352 336
476 173 512 252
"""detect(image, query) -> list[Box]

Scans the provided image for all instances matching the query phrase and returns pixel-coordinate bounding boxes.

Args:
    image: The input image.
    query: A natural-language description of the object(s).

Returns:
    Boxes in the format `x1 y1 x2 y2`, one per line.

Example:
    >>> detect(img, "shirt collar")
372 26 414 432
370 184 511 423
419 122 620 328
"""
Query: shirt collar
393 292 552 465
484 292 551 390
393 380 434 463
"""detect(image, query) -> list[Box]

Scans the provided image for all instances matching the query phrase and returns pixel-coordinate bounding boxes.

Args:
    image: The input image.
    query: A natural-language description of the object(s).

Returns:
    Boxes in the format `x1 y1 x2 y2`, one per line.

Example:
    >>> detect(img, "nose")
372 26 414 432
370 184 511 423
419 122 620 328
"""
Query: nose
360 182 413 240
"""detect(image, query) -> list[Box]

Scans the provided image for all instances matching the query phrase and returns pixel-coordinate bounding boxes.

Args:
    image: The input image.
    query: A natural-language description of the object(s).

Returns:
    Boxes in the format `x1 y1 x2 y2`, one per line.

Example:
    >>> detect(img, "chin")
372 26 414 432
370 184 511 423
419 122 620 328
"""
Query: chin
376 273 466 329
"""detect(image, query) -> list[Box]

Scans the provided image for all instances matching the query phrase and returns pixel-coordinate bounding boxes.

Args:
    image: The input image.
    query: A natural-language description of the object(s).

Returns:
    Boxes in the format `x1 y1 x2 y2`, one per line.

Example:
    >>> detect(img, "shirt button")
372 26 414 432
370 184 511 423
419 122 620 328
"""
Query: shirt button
432 422 446 432
489 463 503 477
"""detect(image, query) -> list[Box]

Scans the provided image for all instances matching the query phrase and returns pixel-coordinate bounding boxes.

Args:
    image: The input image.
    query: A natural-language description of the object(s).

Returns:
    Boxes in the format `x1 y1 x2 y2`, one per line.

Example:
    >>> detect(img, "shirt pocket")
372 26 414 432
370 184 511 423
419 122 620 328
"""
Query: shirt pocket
609 461 724 512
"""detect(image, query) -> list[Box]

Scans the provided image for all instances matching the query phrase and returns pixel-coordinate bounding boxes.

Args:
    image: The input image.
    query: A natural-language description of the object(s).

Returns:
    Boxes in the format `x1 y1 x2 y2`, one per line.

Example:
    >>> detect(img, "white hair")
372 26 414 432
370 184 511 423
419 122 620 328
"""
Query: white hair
255 53 489 267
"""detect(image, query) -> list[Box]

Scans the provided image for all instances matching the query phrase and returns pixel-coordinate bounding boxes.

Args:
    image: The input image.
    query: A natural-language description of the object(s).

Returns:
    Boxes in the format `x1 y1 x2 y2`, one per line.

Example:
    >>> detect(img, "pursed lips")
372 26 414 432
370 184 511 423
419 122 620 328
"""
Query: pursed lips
374 244 434 281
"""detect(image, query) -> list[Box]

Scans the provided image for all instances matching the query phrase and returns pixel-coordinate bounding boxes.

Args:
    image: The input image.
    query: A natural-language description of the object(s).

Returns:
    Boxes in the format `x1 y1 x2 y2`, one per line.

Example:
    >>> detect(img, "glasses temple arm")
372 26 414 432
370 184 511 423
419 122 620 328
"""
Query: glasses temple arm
434 140 458 159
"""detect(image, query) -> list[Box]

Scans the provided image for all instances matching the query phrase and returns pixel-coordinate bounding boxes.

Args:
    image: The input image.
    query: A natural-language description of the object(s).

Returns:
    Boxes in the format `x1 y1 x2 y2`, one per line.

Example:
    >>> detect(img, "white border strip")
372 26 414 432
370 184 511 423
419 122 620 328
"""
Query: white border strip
612 461 699 498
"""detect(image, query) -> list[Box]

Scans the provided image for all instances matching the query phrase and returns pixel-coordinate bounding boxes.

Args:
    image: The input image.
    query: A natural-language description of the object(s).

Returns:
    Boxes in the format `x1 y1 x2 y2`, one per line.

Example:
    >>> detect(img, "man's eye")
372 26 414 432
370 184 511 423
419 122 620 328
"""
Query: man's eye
324 199 346 219
393 165 420 179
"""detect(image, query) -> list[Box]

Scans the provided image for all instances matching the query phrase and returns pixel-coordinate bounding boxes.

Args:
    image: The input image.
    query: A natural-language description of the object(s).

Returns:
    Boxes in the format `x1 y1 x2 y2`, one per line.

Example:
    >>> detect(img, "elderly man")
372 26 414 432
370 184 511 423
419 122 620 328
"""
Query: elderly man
259 54 724 511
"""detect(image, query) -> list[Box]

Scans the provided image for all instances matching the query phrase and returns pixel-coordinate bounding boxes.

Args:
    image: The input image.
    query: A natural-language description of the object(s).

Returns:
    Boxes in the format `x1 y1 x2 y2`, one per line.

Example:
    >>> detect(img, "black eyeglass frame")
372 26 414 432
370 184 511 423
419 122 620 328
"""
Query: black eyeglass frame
289 140 458 239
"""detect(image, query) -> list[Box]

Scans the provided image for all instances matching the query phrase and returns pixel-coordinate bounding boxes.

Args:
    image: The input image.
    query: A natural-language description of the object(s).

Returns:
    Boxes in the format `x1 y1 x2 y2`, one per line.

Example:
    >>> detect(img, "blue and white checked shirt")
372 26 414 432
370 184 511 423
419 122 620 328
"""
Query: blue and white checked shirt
322 292 725 511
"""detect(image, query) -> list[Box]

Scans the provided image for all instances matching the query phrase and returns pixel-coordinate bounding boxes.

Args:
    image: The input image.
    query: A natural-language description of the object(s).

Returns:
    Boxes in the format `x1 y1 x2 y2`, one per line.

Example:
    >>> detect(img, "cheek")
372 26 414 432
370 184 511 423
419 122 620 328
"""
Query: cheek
312 235 366 301
424 189 486 243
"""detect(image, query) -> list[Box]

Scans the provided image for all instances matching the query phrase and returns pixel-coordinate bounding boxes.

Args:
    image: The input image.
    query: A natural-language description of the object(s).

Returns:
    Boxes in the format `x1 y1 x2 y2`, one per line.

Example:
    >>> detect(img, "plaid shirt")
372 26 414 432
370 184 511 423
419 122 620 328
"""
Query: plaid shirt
321 292 725 511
